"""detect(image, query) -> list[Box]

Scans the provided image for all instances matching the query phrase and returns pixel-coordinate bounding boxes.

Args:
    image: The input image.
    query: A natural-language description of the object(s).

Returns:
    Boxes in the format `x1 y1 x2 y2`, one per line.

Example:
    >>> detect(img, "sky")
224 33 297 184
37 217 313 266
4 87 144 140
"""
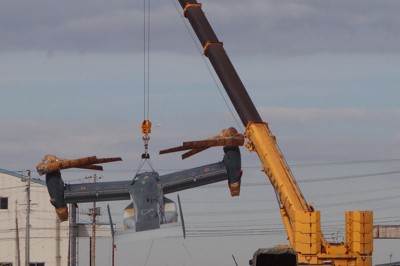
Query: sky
1 0 400 265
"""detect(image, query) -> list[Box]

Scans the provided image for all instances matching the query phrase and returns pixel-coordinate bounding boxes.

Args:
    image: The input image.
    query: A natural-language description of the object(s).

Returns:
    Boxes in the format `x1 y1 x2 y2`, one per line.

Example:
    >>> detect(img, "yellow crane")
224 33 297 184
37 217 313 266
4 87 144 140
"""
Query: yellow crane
176 1 373 265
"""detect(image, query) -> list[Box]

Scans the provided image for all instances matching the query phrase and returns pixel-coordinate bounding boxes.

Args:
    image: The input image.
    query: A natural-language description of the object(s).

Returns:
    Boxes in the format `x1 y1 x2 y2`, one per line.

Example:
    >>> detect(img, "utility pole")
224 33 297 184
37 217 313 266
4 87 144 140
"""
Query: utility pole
107 204 116 266
69 203 77 266
15 200 21 266
25 170 31 266
85 174 101 266
56 217 61 266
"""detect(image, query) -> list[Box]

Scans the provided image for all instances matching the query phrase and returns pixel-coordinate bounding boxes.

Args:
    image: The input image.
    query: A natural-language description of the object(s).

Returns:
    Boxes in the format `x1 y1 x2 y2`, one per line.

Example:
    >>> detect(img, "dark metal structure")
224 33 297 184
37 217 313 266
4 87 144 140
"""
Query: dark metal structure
44 147 241 232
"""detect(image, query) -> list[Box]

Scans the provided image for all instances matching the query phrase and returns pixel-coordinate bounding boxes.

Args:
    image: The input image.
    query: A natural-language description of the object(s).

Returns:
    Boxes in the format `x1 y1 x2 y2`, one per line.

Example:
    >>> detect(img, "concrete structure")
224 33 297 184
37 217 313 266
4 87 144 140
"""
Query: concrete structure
0 168 69 266
374 225 400 239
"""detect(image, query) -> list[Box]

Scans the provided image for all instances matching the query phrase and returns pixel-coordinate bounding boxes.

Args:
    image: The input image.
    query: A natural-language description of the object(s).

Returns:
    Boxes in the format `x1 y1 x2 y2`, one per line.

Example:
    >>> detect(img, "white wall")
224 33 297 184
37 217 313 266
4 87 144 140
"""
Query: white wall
0 170 69 265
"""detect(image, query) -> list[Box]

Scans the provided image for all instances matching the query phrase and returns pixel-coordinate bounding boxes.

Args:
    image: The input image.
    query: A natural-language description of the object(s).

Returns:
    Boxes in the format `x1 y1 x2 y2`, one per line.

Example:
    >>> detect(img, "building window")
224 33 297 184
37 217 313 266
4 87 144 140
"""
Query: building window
29 263 44 266
0 197 8 209
0 263 13 266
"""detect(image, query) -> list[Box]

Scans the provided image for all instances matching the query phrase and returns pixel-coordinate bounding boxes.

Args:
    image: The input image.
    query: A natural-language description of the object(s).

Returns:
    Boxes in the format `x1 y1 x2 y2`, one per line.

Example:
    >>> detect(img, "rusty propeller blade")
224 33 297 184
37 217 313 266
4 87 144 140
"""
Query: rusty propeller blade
36 155 122 175
159 127 244 159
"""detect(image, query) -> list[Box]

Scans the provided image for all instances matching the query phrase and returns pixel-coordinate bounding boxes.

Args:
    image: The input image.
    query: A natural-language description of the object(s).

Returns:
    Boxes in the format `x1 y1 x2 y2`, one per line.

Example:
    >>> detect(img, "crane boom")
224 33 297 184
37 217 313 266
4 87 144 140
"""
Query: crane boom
177 0 261 126
178 0 310 211
178 1 373 265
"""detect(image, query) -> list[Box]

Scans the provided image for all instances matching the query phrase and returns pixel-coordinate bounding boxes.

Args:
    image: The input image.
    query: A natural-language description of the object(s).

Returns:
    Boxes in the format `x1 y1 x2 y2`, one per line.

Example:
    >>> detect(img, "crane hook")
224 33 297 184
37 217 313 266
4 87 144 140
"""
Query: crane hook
141 120 152 159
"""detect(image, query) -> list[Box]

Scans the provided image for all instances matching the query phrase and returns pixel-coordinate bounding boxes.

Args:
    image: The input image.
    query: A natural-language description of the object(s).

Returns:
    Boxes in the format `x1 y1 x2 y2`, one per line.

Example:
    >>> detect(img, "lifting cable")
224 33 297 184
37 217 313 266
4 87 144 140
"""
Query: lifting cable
143 0 150 121
171 0 244 134
136 0 155 175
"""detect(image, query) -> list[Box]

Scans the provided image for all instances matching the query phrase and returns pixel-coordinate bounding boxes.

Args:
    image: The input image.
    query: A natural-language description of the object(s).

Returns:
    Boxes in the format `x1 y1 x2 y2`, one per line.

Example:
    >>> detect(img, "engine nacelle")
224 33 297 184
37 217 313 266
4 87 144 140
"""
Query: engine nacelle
46 170 68 221
223 146 242 196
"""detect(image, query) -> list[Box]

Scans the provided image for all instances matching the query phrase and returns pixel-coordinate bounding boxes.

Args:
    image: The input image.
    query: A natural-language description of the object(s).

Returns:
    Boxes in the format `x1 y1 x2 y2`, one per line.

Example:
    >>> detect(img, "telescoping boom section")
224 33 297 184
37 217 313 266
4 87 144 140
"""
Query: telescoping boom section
178 1 373 265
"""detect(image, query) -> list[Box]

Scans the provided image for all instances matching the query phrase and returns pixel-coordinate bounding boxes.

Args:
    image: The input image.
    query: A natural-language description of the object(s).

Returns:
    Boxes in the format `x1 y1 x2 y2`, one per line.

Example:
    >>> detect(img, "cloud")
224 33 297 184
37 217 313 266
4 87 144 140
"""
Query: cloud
259 107 400 128
258 107 400 136
258 106 367 124
1 0 399 55
0 119 137 170
3 107 399 172
257 107 400 162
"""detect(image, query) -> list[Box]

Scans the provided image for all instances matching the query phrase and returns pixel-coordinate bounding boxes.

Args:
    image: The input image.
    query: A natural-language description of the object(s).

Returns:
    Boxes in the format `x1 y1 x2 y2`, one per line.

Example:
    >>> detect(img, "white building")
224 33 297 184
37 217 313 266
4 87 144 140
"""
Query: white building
0 168 69 266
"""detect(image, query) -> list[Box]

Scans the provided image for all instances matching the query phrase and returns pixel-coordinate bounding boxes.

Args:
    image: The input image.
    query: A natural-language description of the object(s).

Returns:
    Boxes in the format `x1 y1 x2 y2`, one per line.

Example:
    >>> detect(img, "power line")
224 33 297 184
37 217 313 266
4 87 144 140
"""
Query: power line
299 170 400 183
290 158 400 168
11 157 400 178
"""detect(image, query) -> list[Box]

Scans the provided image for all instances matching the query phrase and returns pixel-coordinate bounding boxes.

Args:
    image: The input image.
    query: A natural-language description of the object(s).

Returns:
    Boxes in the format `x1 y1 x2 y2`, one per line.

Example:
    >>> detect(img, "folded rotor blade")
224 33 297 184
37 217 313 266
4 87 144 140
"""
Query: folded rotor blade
159 127 244 159
37 155 122 175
